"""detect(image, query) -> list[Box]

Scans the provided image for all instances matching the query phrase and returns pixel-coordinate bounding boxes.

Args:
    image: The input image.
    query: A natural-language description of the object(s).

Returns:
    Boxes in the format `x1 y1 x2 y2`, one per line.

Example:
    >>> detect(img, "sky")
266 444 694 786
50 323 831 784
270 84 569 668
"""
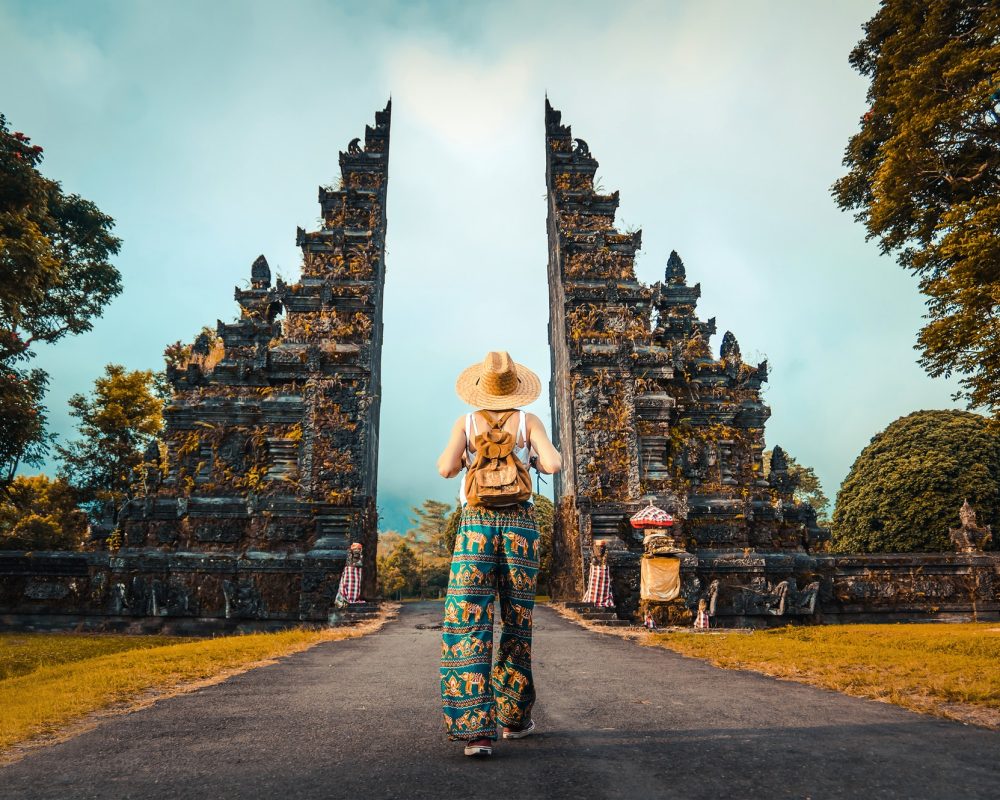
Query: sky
1 0 966 533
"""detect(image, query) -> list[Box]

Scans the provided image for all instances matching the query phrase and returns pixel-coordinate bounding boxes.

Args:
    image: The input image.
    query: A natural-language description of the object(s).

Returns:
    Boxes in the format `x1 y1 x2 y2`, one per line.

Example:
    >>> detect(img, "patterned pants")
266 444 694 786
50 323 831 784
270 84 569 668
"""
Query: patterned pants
440 502 539 741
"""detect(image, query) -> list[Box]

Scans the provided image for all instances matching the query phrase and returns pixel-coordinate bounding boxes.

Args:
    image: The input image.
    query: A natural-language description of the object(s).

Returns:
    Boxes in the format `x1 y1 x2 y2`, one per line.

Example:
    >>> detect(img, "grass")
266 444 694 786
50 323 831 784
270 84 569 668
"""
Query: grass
650 623 1000 726
1 633 190 681
0 624 378 754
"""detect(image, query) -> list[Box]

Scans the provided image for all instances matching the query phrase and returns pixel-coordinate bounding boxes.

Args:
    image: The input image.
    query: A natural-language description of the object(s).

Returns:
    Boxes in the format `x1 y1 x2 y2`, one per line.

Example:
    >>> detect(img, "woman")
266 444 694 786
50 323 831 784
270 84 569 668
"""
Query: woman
436 351 561 757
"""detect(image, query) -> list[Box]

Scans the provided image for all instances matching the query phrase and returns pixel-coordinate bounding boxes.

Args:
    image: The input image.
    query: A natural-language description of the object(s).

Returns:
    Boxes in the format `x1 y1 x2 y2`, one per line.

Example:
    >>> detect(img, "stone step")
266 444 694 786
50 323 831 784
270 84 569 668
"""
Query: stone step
591 619 633 627
580 612 619 621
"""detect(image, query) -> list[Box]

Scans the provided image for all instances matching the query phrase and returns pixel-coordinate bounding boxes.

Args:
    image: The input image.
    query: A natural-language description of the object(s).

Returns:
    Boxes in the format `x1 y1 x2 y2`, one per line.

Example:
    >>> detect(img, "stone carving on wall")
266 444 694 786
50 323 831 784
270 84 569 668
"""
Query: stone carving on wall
950 500 993 554
706 576 819 617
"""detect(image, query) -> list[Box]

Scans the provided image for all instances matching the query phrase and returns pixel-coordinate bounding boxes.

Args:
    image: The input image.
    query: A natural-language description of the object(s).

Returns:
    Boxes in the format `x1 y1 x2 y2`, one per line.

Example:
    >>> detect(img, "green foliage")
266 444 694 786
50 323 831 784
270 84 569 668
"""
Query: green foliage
0 474 88 550
0 353 49 486
532 492 554 591
376 537 420 599
56 365 163 523
832 410 1000 553
443 502 462 554
408 499 454 559
763 449 831 524
832 3 1000 413
0 116 122 485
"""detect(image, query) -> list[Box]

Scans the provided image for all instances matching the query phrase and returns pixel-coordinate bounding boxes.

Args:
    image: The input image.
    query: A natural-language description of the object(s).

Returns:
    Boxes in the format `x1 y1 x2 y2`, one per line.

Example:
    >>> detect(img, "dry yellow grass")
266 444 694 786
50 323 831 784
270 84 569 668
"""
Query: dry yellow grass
650 623 1000 727
1 633 191 680
0 618 388 755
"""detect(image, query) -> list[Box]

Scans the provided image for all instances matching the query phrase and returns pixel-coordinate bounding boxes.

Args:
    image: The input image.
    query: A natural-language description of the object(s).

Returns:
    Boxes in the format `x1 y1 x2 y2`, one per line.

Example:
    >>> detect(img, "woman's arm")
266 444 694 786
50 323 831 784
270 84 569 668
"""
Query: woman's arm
525 413 562 474
437 415 468 478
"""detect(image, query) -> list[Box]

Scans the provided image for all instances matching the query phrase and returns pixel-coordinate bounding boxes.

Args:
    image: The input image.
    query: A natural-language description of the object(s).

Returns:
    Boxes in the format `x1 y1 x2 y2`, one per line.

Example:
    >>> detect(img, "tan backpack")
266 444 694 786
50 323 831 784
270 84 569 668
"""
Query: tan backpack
464 410 533 508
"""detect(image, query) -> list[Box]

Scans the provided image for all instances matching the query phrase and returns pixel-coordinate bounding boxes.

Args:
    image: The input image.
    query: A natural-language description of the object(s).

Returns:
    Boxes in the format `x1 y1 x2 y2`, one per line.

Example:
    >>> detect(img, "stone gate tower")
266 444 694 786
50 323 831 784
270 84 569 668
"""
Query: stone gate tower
116 102 391 623
544 99 825 619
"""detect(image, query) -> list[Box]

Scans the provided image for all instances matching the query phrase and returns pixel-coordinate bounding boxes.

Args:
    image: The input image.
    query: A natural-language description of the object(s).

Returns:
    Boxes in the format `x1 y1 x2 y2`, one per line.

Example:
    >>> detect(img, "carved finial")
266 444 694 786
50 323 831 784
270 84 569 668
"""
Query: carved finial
665 250 686 284
771 445 788 472
545 97 562 127
348 137 362 154
573 138 590 157
720 330 741 362
192 331 212 356
250 255 271 288
959 498 976 528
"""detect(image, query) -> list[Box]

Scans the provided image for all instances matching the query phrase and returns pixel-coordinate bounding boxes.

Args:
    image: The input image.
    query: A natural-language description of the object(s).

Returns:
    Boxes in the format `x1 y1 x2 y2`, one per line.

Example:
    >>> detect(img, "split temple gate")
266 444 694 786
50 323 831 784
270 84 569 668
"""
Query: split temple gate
1 98 996 630
544 100 998 625
0 103 391 630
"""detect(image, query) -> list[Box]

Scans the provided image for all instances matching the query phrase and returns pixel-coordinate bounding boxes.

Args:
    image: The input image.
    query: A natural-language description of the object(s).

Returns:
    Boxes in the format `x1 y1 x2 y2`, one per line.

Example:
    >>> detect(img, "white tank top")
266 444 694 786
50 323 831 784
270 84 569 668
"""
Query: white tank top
459 410 531 506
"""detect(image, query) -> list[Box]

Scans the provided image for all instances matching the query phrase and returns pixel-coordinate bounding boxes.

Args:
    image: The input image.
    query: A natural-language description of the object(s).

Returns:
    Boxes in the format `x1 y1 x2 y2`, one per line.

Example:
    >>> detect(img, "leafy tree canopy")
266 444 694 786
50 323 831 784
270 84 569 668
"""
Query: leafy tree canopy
376 538 420 600
408 499 454 559
56 364 163 523
833 2 1000 414
832 409 1000 553
0 473 89 551
0 115 122 484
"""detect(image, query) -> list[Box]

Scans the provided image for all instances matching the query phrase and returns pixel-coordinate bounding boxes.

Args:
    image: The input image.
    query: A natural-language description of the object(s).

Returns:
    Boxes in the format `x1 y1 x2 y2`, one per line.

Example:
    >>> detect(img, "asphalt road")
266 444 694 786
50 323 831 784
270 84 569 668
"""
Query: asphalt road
2 603 997 800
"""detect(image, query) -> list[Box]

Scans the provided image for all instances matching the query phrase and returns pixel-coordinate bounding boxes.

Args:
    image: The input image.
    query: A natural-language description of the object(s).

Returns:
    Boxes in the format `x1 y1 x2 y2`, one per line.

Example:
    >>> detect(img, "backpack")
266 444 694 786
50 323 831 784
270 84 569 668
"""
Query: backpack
464 410 533 508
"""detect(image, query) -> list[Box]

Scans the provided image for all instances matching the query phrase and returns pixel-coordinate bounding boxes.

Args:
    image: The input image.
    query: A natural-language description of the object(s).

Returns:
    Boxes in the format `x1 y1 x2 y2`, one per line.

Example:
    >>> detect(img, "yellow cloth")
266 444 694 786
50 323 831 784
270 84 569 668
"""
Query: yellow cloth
640 557 680 601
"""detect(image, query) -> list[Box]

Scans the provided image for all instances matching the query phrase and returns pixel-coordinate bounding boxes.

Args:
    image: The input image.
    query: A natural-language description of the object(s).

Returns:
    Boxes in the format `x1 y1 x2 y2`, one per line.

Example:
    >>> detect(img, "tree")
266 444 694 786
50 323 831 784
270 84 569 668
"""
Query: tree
0 474 89 550
532 493 554 592
832 410 1000 553
408 499 454 558
376 538 420 600
443 502 462 554
56 365 163 523
763 449 831 524
1 117 123 485
832 3 1000 414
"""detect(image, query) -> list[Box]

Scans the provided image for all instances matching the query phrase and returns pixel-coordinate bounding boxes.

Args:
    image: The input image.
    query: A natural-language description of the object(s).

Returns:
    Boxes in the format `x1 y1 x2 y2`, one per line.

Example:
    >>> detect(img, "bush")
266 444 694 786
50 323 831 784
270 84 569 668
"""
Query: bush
832 410 1000 552
0 474 89 550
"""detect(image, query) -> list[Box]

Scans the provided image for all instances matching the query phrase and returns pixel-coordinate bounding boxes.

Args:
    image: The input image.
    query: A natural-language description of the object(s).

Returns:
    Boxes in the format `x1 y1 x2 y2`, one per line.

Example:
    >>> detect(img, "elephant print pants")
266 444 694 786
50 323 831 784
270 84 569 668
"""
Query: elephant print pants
441 502 539 741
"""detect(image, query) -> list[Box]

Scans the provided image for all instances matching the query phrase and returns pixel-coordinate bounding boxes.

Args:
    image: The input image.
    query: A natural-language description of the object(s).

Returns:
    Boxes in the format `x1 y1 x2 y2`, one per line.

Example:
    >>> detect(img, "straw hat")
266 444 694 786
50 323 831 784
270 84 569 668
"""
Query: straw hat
455 351 542 410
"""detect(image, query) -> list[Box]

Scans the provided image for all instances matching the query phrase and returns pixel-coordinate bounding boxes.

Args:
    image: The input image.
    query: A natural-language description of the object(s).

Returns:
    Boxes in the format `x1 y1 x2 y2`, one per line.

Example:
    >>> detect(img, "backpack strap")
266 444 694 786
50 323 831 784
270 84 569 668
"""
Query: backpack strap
480 409 515 430
465 413 476 460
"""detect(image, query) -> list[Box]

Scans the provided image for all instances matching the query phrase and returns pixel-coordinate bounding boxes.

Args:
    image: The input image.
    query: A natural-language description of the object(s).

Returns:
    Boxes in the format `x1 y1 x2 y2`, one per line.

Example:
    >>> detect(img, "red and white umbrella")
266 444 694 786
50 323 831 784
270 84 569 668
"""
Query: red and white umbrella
630 502 674 529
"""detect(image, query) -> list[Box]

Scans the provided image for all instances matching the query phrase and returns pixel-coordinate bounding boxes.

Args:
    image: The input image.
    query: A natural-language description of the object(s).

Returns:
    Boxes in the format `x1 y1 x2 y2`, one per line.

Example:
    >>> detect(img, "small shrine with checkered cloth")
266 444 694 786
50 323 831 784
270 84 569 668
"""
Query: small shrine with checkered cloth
335 543 364 608
582 540 615 608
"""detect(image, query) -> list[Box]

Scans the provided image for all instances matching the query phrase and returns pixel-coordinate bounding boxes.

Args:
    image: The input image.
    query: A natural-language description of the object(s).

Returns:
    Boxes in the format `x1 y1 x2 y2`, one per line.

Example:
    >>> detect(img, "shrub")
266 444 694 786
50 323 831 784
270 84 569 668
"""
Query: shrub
0 475 88 550
832 410 1000 552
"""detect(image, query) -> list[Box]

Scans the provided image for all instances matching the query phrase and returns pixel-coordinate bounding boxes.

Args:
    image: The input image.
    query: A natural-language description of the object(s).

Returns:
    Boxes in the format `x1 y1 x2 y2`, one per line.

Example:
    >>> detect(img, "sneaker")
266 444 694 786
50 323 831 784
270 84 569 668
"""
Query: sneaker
463 738 493 757
502 719 536 739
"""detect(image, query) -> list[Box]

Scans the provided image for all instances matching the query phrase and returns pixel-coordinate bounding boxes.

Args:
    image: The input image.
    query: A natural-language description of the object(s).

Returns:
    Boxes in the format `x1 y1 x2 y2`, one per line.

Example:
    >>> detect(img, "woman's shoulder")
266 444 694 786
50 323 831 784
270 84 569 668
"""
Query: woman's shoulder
524 411 546 428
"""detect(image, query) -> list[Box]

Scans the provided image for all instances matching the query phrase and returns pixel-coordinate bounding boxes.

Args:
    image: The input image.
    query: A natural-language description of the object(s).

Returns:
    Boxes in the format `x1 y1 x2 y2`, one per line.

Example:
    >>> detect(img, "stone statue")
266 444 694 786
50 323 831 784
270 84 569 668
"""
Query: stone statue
950 500 992 553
